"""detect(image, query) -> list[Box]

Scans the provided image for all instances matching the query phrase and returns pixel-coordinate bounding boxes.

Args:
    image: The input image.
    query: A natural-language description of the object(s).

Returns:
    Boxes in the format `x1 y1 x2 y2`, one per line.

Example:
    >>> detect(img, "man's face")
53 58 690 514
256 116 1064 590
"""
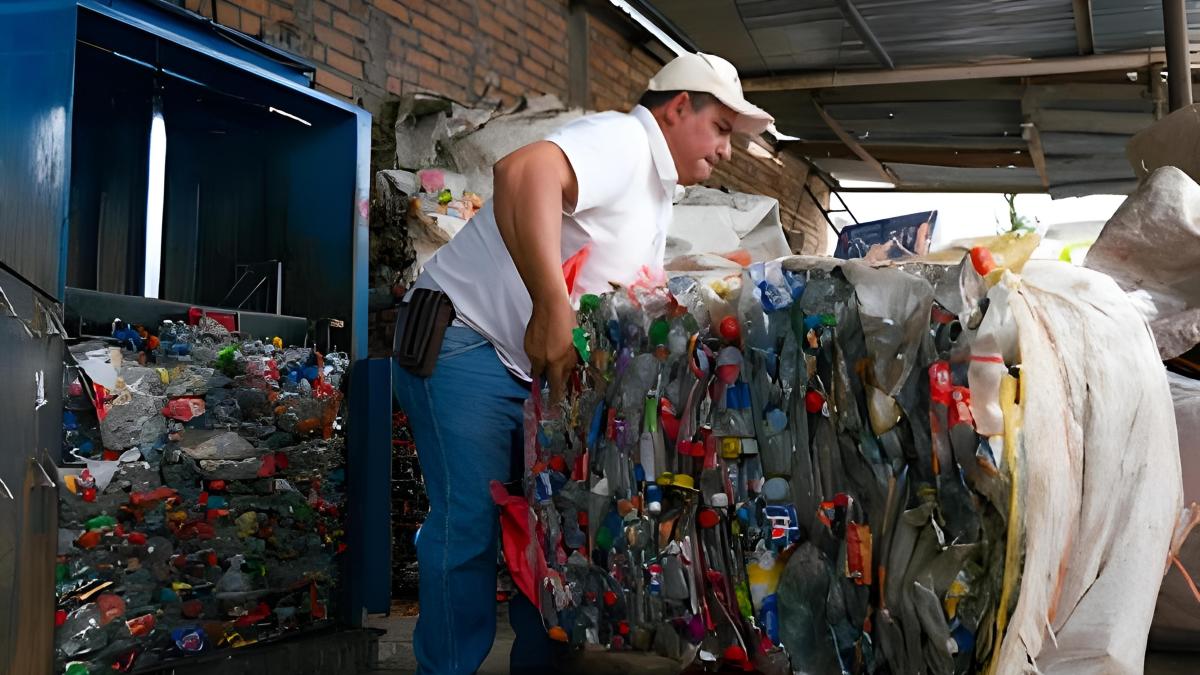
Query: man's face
657 93 738 185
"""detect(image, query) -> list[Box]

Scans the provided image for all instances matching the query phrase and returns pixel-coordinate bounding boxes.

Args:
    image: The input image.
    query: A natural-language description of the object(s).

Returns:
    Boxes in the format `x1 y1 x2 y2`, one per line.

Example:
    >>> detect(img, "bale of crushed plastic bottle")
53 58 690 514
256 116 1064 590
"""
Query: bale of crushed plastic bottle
511 242 1180 674
55 326 349 674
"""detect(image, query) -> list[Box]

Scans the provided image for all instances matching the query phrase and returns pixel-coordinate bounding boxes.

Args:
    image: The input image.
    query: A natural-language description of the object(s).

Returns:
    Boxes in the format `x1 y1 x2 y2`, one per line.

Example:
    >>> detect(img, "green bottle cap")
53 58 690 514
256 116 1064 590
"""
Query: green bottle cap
649 318 670 346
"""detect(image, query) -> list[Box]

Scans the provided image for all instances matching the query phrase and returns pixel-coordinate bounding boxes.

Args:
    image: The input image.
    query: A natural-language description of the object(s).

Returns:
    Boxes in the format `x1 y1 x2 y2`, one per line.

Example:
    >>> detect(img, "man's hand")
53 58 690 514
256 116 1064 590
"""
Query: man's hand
526 300 578 404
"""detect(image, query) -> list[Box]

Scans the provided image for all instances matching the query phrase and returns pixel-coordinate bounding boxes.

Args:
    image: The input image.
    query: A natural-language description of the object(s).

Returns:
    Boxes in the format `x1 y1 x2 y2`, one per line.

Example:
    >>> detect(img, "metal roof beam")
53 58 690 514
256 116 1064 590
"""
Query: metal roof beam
1073 0 1095 55
834 0 894 70
812 100 897 184
1020 90 1050 189
792 142 1033 168
744 51 1173 91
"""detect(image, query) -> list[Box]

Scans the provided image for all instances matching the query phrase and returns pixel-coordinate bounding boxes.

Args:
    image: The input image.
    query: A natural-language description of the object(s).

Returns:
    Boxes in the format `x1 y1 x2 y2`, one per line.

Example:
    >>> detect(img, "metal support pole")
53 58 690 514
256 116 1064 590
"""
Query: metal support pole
1164 0 1193 111
834 0 894 70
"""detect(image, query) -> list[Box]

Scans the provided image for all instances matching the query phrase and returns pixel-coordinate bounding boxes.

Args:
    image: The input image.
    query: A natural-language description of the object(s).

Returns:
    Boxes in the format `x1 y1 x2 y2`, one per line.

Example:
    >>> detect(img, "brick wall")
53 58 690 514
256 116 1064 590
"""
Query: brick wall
188 0 571 113
181 0 828 253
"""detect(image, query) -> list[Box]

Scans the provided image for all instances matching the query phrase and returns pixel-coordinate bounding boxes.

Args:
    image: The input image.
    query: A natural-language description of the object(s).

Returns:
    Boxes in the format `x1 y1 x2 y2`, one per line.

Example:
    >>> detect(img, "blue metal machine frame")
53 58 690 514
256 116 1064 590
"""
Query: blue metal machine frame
0 3 392 667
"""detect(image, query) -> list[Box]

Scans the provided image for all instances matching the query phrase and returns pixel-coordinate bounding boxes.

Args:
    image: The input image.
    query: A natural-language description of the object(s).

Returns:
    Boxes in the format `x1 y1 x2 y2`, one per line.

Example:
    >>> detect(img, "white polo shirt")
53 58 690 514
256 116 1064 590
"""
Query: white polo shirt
414 105 678 380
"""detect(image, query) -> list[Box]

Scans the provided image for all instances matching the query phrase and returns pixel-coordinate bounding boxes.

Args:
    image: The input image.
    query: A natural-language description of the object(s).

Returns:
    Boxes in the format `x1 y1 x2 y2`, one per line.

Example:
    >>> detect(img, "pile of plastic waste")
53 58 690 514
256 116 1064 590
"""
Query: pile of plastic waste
511 246 1180 674
55 319 348 674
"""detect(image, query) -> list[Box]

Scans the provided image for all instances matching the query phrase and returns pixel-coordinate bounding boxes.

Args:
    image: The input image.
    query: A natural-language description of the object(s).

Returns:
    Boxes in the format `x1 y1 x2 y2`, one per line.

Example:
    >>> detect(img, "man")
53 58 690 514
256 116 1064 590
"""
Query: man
393 52 773 674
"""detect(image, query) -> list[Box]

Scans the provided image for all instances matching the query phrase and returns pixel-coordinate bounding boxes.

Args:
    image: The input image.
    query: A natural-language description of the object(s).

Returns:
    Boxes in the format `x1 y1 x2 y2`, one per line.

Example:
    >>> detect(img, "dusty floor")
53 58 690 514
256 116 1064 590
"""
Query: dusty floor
361 602 1200 674
364 601 676 674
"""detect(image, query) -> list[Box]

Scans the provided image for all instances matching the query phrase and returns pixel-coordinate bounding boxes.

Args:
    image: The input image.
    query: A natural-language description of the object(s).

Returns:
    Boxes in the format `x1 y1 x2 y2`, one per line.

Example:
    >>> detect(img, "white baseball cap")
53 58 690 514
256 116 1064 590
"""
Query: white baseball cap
647 52 774 135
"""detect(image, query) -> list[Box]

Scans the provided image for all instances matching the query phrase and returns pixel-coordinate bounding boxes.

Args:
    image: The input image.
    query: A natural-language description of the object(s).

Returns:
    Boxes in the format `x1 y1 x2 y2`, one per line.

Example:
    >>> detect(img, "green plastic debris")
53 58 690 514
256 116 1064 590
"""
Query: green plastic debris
65 663 89 675
437 188 453 205
579 294 601 312
820 314 837 327
217 345 239 375
85 515 117 531
572 326 590 364
643 395 659 434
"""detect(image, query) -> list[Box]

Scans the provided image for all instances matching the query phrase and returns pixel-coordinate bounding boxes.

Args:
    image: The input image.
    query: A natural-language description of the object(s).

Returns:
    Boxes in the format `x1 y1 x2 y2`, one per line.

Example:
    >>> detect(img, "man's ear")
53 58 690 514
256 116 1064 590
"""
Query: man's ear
662 91 691 126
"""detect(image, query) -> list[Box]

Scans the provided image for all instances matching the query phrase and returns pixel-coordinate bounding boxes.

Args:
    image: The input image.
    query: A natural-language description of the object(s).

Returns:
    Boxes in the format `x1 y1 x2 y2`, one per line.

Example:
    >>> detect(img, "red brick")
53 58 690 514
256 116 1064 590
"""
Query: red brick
544 10 566 33
406 50 440 76
314 22 356 56
427 7 461 32
499 75 524 97
313 2 331 21
185 0 203 12
478 18 506 43
311 42 326 61
439 61 469 88
391 25 419 47
521 57 547 81
527 43 555 70
315 68 355 97
494 42 519 65
419 34 450 62
268 2 294 21
403 0 431 17
416 69 443 92
232 0 266 15
241 11 261 35
387 75 403 95
444 33 473 58
496 8 521 35
333 11 366 38
376 0 409 22
215 0 239 26
325 0 350 11
326 48 364 79
410 13 445 41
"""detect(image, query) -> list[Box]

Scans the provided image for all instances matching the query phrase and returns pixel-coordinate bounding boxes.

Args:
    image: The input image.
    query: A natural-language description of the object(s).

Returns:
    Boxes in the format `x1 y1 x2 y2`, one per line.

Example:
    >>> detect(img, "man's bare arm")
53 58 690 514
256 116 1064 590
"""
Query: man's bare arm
492 141 579 401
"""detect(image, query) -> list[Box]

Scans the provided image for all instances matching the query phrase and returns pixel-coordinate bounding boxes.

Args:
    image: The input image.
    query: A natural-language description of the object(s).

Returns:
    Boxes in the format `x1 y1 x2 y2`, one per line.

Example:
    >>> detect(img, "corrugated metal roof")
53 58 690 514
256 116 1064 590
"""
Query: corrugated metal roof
637 0 1186 195
832 0 1079 67
1092 0 1200 53
656 0 1083 75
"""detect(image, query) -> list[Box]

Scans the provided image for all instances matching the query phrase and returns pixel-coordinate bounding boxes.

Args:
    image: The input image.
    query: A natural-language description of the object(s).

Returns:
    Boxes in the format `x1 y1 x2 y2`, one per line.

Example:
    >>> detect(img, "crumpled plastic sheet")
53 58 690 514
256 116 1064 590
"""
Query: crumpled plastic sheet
503 255 1180 675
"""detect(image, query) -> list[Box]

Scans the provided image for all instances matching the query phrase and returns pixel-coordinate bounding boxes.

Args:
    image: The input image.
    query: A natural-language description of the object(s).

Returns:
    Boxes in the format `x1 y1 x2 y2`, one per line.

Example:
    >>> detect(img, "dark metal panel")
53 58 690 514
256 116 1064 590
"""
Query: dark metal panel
343 358 394 622
889 163 1045 190
1049 178 1136 197
63 287 309 347
823 100 1025 136
1040 131 1133 155
0 0 77 299
1045 154 1135 183
66 47 151 295
0 271 62 675
279 114 370 360
652 0 771 72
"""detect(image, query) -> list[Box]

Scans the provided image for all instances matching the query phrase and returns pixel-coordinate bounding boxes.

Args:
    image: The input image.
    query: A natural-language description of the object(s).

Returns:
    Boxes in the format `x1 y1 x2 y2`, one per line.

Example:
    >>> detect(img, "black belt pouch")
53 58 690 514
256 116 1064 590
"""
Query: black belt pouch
395 288 456 378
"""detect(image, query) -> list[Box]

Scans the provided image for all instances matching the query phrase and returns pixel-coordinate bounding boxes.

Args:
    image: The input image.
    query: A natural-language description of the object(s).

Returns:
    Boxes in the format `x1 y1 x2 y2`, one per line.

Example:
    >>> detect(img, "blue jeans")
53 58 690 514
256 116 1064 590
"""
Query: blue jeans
392 320 557 674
